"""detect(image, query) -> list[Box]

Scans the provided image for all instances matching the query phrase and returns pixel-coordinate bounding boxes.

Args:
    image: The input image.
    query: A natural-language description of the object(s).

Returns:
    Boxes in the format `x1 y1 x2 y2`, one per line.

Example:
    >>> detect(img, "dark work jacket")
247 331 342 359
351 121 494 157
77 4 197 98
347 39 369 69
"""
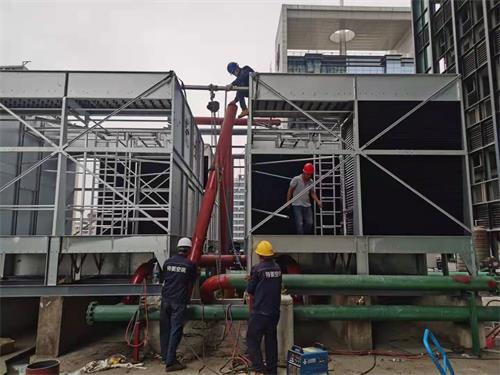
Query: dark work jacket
161 254 197 304
232 65 254 100
231 65 254 87
247 259 282 317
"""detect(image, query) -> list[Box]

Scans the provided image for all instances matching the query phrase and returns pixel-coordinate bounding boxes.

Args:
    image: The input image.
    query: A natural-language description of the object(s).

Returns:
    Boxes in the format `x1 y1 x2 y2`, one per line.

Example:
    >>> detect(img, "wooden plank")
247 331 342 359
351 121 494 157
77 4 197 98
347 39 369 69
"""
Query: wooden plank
35 297 63 357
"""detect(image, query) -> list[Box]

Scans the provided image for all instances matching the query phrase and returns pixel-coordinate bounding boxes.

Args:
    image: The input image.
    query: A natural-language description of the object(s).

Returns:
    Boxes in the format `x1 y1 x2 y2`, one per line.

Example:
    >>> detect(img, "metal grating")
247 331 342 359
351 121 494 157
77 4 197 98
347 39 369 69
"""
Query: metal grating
468 125 482 150
495 29 500 54
477 42 488 66
474 204 490 226
492 202 500 227
342 122 355 235
253 100 353 119
0 98 171 115
482 119 495 145
463 50 476 76
434 8 444 31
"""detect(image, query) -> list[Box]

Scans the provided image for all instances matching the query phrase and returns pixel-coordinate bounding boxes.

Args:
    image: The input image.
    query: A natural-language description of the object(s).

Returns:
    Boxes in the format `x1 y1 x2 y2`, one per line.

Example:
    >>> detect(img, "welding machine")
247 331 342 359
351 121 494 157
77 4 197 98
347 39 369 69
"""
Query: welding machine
286 345 329 374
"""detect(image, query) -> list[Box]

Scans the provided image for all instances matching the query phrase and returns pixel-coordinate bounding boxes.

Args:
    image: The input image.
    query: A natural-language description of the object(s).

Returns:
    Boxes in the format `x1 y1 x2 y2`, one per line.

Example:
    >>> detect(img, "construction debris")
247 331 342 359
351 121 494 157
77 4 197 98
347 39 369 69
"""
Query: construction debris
79 354 146 373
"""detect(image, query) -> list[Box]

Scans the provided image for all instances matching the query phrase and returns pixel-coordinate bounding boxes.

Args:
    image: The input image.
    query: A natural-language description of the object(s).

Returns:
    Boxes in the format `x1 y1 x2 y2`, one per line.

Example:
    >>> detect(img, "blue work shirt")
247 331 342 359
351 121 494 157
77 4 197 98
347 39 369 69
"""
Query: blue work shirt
161 254 197 304
247 259 282 317
231 65 254 87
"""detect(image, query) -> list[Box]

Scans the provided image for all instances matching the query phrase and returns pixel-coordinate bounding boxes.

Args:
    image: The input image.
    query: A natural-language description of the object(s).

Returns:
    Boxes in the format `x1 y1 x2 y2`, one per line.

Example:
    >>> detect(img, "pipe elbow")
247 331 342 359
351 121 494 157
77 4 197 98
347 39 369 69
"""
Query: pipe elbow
123 260 155 304
200 274 232 303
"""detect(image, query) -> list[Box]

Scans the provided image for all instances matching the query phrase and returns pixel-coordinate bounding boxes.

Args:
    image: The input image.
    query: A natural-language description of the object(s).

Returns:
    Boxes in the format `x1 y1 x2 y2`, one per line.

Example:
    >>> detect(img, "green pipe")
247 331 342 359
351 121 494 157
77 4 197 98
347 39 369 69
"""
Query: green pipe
219 274 498 292
86 302 500 325
293 305 500 322
86 302 249 324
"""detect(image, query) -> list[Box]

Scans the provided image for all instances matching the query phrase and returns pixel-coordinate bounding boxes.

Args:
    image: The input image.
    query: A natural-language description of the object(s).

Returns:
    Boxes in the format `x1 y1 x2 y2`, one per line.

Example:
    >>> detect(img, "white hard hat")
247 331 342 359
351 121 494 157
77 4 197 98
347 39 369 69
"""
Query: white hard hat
177 237 192 249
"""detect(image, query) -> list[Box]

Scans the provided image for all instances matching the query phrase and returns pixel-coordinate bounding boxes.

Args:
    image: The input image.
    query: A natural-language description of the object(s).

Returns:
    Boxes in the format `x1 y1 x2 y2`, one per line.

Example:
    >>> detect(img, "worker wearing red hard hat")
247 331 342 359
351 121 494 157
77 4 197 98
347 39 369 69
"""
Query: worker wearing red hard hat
286 163 321 234
226 61 254 119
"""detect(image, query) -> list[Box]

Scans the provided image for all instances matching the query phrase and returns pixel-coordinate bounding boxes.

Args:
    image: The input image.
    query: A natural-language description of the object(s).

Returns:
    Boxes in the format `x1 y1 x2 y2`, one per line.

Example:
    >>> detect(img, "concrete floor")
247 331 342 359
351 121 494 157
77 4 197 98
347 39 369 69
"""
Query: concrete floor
50 328 500 375
5 322 499 374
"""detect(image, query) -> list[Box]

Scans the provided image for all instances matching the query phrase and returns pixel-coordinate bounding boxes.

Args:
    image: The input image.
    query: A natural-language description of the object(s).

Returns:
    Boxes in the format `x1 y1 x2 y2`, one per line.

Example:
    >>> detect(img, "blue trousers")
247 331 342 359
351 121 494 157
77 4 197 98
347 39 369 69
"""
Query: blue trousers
292 205 313 234
246 313 279 374
160 300 186 365
235 90 248 110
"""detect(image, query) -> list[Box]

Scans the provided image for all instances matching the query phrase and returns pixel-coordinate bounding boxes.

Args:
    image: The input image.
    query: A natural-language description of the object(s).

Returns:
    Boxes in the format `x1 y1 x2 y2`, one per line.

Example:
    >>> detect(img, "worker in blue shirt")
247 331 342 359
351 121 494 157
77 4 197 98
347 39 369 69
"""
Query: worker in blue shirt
246 240 282 375
227 62 254 119
160 237 197 372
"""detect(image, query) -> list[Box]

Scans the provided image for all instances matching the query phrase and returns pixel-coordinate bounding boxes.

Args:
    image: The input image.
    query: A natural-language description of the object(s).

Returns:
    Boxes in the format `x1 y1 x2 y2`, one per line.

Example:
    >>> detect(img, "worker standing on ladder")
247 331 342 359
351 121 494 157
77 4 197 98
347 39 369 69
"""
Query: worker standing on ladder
246 240 282 375
227 61 254 119
160 237 197 372
287 163 321 234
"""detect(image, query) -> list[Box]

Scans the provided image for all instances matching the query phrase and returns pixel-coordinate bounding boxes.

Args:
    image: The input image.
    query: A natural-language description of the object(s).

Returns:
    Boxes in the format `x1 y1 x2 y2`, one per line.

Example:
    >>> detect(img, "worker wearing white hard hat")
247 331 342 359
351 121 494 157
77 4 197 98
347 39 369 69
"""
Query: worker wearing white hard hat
160 237 197 372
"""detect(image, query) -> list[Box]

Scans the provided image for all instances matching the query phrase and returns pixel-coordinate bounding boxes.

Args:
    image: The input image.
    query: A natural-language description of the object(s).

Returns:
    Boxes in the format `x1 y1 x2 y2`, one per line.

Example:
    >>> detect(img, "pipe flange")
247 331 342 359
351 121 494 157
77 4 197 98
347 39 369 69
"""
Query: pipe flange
86 301 99 326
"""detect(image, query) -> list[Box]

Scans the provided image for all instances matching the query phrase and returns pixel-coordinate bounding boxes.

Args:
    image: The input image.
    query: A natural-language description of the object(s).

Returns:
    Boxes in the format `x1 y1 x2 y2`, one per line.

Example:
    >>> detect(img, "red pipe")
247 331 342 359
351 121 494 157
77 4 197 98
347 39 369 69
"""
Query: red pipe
200 262 301 303
132 321 141 363
123 260 154 304
198 255 246 267
200 274 233 303
219 125 233 254
189 104 238 265
195 117 280 127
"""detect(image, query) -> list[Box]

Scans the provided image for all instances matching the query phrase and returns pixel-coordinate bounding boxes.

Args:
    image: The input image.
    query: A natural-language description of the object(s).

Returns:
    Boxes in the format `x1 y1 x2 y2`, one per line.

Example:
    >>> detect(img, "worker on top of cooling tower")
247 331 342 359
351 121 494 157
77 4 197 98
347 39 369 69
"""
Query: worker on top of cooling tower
160 237 197 372
246 240 282 375
287 162 321 235
227 61 254 119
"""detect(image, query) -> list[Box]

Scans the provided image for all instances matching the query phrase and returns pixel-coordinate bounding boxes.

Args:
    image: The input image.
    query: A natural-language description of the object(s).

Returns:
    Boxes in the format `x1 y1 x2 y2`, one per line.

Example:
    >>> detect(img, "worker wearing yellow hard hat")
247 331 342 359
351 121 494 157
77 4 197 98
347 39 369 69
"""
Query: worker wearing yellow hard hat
255 240 274 257
246 240 282 374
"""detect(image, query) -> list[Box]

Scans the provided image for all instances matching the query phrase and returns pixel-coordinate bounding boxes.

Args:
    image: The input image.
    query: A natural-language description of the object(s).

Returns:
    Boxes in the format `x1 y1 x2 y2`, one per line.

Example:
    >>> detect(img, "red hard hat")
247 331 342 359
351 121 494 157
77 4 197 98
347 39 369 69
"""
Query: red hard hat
303 163 314 174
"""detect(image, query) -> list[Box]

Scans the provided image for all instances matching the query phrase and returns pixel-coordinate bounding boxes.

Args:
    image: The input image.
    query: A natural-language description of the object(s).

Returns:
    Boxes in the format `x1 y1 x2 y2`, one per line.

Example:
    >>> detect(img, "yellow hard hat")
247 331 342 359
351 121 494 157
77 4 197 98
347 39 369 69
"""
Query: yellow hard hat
255 240 274 257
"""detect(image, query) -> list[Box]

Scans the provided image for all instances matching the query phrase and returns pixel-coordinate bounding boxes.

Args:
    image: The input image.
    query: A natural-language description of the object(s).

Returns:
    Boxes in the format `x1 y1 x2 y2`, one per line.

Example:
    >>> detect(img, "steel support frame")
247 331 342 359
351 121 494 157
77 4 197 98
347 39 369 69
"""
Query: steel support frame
247 73 475 273
0 73 202 233
0 71 205 280
250 234 475 275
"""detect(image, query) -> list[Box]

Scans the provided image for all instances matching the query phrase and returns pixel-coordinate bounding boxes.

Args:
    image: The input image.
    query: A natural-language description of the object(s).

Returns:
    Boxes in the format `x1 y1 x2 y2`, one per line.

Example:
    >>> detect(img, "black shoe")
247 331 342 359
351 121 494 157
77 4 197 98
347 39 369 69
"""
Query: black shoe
165 362 187 372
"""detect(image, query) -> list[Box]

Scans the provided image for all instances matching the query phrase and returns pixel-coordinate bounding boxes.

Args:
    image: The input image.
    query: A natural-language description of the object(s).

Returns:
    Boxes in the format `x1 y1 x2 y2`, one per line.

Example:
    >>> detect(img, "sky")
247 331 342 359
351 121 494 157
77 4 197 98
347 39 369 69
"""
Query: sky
0 0 410 117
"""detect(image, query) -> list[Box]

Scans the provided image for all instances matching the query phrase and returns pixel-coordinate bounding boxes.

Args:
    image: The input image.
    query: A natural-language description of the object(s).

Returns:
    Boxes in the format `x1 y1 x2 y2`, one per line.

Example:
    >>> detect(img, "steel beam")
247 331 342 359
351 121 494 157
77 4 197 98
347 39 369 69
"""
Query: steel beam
52 97 68 235
0 284 162 298
250 235 472 255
